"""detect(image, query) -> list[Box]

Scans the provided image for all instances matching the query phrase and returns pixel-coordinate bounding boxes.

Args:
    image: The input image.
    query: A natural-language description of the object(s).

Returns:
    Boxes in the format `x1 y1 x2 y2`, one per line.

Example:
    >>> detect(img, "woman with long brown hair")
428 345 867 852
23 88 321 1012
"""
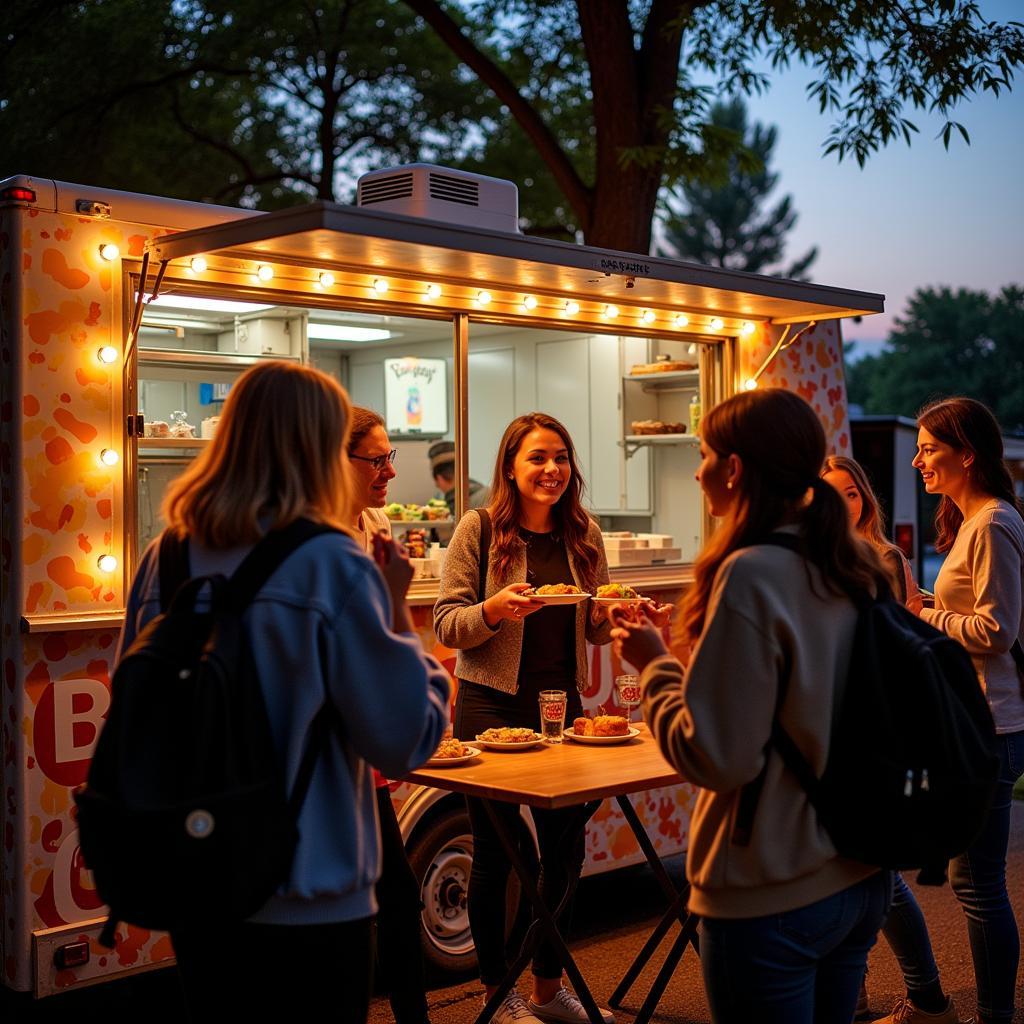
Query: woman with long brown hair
909 396 1024 1024
119 363 450 1023
612 388 893 1024
434 412 613 1024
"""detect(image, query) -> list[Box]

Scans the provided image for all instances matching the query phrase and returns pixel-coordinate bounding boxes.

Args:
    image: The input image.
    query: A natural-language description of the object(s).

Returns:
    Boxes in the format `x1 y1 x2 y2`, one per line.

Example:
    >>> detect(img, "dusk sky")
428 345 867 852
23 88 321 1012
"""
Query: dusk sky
732 0 1023 353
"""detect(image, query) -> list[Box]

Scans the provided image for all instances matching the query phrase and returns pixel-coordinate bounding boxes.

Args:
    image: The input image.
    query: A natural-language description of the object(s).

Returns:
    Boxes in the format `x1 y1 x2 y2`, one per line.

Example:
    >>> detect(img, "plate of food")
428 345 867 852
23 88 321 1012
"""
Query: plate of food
474 727 546 751
563 715 640 745
522 584 592 605
426 738 482 767
591 583 653 607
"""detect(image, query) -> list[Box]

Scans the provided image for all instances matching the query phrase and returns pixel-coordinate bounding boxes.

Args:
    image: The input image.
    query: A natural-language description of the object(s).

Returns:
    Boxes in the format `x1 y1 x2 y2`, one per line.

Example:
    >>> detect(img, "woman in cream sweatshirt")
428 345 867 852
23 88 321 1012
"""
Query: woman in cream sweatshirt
612 388 893 1024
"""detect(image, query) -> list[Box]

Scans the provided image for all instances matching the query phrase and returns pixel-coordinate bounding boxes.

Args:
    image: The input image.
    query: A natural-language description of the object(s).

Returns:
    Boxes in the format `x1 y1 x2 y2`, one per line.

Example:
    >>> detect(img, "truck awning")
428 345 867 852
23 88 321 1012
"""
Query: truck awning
145 201 883 327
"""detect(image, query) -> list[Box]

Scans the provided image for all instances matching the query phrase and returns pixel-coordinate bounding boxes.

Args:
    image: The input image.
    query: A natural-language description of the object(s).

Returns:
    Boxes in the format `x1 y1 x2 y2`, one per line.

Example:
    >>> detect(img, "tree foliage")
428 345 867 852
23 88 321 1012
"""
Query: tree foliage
659 97 817 279
846 286 1024 431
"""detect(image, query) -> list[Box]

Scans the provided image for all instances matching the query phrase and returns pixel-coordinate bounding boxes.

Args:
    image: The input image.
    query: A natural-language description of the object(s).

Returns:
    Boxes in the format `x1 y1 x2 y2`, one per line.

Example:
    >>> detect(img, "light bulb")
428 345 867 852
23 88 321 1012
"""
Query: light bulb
522 295 538 311
99 243 120 262
318 271 335 288
744 378 759 391
97 345 118 364
687 343 697 355
97 554 118 573
100 448 119 466
426 283 442 299
372 278 389 294
641 309 656 325
603 304 619 319
190 256 208 274
742 321 756 335
710 317 724 330
256 264 274 282
674 314 689 328
476 290 492 305
565 300 580 316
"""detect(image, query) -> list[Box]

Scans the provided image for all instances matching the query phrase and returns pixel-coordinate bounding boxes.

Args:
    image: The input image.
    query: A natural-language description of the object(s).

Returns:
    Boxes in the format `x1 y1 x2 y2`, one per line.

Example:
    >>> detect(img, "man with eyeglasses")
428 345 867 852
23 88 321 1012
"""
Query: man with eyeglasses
428 440 490 519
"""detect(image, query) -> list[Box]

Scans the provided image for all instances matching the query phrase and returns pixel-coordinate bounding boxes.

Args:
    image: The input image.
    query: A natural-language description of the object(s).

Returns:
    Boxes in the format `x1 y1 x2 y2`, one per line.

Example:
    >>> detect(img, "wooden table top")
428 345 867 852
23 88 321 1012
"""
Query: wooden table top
404 727 682 809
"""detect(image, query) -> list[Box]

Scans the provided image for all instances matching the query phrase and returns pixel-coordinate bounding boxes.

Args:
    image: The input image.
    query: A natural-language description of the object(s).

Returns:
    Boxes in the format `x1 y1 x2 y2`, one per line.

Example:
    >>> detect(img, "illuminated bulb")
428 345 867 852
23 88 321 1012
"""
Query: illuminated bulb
97 554 118 573
565 300 580 316
476 290 492 305
190 256 208 274
744 378 759 391
641 309 656 325
99 448 119 466
318 271 335 288
522 295 538 311
687 343 697 355
603 304 619 319
97 345 118 364
372 278 389 294
674 314 689 328
256 264 274 282
99 243 120 262
742 321 756 335
710 317 724 330
426 283 442 299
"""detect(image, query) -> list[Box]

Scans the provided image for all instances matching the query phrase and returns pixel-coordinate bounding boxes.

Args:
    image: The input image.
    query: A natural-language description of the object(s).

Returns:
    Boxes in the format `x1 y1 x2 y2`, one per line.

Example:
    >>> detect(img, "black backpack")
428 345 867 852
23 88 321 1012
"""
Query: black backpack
75 518 341 945
734 533 999 885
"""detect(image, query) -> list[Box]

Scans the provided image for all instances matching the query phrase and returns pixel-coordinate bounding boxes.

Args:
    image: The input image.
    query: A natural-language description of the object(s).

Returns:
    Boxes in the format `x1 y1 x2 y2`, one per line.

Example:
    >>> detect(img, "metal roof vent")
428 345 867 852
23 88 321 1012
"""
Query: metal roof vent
356 163 519 233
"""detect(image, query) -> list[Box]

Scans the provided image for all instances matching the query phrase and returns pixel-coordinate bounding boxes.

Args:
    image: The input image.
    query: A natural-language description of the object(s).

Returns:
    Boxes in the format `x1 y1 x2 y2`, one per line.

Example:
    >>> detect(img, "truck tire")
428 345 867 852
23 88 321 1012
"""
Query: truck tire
407 804 537 977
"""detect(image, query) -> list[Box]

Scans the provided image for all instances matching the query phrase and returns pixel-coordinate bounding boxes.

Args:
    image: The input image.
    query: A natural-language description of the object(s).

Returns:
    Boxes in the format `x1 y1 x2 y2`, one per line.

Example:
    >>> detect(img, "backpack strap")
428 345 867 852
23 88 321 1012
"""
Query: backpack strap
476 508 492 599
157 530 192 612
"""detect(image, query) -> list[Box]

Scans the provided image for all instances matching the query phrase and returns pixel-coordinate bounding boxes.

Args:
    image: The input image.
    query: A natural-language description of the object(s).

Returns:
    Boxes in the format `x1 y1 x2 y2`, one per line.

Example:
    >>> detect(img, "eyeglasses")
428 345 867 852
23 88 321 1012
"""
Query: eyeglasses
349 449 397 472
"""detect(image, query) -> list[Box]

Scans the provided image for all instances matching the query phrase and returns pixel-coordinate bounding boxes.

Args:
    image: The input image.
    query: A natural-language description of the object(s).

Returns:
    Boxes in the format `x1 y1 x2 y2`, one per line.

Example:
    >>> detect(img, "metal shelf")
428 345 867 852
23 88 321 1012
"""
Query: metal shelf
137 437 210 448
624 370 699 392
621 433 699 459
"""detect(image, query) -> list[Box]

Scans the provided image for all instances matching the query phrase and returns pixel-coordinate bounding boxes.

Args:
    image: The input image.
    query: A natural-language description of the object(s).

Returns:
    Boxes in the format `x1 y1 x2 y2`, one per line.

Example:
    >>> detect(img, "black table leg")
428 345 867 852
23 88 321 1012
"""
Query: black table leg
475 798 606 1024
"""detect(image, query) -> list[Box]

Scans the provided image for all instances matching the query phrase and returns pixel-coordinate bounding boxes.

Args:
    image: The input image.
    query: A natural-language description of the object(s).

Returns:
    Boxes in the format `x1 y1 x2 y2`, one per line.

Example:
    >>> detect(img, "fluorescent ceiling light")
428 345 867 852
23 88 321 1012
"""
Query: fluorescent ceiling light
146 294 275 314
307 323 392 342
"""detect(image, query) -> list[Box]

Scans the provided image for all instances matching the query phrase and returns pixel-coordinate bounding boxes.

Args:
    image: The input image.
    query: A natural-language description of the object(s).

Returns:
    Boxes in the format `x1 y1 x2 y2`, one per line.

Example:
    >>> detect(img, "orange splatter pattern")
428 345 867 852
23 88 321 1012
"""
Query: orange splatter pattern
41 249 89 290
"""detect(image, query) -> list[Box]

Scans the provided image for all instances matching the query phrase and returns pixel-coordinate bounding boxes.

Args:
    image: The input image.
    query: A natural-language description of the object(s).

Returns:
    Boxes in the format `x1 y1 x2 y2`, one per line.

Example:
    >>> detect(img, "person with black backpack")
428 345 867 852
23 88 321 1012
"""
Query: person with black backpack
97 362 450 1023
610 389 896 1024
902 396 1024 1024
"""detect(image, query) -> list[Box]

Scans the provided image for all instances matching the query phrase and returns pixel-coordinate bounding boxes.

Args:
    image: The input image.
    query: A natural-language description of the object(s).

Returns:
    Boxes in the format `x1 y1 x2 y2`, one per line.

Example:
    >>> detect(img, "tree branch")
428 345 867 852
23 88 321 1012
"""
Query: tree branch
403 0 592 230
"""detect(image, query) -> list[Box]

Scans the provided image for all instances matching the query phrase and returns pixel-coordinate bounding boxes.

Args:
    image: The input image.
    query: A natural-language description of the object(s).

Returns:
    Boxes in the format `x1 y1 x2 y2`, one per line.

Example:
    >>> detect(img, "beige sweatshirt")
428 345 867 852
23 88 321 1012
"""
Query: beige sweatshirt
920 498 1024 734
433 511 611 694
641 539 877 919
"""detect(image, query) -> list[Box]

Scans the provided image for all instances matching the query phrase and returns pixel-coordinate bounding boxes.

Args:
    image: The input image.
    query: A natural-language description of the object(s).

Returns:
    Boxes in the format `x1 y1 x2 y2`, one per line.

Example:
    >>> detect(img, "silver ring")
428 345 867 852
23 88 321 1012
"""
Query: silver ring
513 607 521 618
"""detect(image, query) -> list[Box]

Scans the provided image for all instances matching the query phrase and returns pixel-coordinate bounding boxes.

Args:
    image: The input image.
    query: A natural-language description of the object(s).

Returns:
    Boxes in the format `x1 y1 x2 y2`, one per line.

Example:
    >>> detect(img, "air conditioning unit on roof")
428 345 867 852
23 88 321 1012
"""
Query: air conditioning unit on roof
356 164 520 234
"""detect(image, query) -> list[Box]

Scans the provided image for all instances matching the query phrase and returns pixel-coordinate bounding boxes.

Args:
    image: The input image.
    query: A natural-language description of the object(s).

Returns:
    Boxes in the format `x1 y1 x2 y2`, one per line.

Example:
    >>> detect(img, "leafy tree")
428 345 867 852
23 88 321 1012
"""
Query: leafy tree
659 96 817 278
406 0 1024 250
846 286 1024 431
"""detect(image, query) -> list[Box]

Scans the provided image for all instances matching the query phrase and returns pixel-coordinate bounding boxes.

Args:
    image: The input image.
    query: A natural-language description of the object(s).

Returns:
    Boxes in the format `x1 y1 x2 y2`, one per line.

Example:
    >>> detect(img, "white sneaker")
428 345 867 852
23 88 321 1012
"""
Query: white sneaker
529 988 615 1024
489 990 544 1024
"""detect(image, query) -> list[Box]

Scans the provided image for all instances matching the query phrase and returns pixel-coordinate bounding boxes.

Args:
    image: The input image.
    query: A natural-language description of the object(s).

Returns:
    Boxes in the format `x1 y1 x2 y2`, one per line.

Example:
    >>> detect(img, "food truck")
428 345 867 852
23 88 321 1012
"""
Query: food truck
0 168 882 996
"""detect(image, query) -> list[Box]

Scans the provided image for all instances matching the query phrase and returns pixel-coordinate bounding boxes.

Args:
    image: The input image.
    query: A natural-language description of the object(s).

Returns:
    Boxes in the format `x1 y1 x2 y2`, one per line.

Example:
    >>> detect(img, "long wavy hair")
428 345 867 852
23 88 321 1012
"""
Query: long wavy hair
486 412 600 588
163 361 354 547
678 389 890 644
918 396 1022 552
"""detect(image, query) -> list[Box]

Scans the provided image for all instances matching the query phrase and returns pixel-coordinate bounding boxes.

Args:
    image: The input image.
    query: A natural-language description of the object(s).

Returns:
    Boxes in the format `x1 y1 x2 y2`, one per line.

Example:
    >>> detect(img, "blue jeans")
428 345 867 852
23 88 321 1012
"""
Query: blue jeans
881 872 941 993
950 729 1024 1024
699 872 891 1024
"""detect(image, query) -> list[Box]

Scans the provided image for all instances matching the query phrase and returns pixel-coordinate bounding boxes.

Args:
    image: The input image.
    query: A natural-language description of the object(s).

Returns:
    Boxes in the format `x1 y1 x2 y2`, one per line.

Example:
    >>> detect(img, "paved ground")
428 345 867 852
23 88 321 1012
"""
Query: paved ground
2 803 1022 1022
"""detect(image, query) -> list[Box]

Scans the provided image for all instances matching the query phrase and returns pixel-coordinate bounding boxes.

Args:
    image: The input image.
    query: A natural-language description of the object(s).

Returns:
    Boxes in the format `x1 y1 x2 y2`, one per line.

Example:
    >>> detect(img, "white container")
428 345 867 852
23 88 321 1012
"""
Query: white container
408 557 429 579
605 548 655 568
602 537 649 550
637 533 674 548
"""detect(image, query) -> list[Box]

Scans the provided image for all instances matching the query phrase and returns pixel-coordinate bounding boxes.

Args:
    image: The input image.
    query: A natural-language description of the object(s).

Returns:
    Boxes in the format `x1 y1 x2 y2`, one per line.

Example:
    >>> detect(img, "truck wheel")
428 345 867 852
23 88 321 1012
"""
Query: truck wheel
407 805 537 977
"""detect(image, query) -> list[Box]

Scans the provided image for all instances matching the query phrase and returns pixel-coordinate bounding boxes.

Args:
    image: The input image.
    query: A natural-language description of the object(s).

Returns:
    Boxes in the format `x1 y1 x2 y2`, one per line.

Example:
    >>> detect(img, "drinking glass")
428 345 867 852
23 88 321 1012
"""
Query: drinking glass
538 689 568 742
615 674 641 725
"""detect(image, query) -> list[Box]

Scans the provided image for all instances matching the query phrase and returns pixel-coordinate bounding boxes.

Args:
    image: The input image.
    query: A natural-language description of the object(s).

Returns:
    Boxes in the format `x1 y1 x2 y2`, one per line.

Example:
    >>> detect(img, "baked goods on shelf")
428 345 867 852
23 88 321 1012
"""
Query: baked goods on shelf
630 360 697 375
630 420 686 435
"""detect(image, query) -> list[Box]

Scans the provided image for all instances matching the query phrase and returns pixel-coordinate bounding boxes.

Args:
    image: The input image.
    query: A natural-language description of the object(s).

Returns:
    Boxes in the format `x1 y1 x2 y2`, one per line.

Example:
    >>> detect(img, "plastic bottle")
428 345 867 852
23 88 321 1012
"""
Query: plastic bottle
689 392 702 436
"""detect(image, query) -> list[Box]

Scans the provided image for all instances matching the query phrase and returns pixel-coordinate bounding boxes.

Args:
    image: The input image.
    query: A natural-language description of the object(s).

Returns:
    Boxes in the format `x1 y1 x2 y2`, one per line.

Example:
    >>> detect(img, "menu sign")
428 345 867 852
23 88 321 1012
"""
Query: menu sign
384 356 448 435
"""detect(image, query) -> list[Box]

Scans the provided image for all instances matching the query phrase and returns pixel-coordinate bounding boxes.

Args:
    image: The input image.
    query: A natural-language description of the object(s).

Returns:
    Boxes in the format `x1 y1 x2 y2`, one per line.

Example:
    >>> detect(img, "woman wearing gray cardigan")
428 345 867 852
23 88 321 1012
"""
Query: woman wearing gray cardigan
434 412 613 1024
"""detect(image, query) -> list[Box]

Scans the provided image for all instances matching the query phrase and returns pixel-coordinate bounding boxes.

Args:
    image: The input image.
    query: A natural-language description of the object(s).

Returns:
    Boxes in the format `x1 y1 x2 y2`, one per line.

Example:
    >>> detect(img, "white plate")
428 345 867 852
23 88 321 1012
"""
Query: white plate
524 592 592 605
474 732 547 751
563 727 641 745
425 745 481 767
591 596 652 607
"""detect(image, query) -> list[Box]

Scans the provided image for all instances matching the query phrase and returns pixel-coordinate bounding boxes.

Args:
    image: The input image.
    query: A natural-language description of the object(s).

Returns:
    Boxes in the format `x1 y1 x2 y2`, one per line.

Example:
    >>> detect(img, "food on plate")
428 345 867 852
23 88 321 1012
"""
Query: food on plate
593 715 630 736
596 583 639 600
478 727 538 744
382 499 451 521
630 420 687 435
572 717 594 736
432 737 473 760
422 498 451 520
383 502 406 520
526 583 583 596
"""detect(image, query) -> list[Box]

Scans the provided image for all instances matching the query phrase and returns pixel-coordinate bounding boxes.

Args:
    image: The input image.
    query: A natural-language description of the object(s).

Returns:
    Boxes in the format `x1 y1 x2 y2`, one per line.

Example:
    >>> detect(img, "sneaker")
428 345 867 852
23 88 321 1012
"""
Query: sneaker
875 996 961 1024
489 991 544 1024
529 987 615 1024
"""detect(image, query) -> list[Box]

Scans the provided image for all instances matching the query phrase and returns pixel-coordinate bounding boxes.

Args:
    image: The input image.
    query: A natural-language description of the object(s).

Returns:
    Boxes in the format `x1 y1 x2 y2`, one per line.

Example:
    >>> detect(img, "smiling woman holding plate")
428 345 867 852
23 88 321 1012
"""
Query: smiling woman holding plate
434 412 614 1024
